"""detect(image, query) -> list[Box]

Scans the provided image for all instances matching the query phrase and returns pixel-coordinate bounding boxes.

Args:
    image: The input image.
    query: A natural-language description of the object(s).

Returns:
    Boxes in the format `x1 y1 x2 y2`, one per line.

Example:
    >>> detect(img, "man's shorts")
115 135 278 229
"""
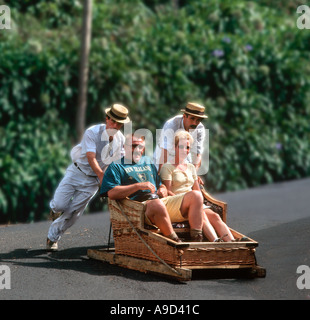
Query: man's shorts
143 193 187 226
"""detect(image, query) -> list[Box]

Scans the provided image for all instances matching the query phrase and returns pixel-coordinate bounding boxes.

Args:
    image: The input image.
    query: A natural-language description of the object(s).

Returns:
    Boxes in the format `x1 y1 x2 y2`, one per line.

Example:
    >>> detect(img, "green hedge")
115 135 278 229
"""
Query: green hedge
1 0 310 223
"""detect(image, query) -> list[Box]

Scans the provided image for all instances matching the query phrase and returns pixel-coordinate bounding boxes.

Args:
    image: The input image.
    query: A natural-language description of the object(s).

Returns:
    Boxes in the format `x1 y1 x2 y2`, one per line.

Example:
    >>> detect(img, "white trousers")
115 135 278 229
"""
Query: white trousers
48 164 100 242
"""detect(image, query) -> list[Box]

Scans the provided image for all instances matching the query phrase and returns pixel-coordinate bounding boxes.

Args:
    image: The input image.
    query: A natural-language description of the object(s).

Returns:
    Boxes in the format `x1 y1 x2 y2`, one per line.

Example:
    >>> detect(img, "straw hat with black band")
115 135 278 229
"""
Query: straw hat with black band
180 102 208 119
105 104 130 124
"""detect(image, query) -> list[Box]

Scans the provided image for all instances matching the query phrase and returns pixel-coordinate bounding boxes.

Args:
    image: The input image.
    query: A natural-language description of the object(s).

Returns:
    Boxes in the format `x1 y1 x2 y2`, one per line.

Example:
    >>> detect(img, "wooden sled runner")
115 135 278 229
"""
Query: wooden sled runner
88 190 266 281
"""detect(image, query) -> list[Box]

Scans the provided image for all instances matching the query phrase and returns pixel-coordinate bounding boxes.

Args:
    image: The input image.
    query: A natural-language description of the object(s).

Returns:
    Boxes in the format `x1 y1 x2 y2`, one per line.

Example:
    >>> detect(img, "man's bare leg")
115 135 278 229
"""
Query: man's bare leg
145 199 173 234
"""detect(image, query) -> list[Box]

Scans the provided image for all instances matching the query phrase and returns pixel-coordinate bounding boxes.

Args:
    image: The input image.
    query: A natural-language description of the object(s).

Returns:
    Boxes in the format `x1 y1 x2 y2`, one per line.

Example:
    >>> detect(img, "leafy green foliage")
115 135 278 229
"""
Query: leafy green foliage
1 0 310 222
0 111 71 223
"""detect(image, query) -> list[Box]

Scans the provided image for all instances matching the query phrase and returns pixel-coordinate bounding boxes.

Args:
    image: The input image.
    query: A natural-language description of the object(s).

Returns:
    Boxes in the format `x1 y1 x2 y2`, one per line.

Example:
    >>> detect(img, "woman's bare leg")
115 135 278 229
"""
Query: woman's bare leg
205 209 234 241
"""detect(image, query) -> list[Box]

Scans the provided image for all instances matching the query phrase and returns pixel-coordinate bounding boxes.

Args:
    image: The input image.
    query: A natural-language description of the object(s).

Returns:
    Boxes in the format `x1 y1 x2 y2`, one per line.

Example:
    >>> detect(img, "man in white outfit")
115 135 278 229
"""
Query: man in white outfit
46 104 130 251
153 102 208 181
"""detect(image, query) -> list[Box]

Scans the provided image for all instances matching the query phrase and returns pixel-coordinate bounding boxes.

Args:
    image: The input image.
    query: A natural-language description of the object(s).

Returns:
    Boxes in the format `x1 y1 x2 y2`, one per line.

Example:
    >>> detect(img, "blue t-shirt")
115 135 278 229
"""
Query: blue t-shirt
100 156 161 201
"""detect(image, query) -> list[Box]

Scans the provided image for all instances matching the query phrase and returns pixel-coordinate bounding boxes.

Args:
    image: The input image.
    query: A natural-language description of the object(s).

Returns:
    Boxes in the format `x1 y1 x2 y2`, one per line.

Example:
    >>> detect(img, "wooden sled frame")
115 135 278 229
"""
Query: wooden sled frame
88 190 266 281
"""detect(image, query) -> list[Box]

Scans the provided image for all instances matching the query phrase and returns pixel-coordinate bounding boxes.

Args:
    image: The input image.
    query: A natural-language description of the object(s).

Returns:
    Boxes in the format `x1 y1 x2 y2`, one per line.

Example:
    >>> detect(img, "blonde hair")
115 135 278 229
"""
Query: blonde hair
174 130 193 147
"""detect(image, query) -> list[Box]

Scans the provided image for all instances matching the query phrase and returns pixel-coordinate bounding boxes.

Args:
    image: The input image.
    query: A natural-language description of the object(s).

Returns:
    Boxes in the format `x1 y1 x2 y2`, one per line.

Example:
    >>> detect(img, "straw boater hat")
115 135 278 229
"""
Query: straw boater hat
180 102 208 119
105 104 130 123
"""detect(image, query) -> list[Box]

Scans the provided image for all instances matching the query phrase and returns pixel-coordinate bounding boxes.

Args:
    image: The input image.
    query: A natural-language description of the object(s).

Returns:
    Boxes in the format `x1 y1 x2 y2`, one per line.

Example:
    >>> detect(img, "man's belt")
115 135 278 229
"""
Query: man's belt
74 163 97 178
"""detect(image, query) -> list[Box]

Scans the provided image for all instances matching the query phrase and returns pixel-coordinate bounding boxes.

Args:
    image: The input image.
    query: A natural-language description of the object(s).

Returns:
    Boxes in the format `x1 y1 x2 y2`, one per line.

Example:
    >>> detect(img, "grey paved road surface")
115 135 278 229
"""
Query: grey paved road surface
1 178 310 300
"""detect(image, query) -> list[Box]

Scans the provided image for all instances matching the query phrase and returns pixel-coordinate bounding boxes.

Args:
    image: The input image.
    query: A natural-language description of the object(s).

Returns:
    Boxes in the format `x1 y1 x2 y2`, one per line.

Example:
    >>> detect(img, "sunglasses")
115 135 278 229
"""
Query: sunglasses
126 144 145 150
178 145 190 150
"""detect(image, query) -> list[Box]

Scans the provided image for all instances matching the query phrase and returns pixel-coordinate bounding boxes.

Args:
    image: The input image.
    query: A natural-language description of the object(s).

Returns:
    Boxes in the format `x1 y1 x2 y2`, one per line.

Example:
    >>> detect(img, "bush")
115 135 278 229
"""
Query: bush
0 3 78 222
0 112 71 223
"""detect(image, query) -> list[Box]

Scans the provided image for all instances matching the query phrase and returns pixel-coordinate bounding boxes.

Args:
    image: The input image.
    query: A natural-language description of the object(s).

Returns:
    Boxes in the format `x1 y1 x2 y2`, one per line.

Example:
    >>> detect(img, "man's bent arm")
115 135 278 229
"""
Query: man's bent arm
107 185 139 200
107 182 156 200
192 153 202 169
86 152 104 183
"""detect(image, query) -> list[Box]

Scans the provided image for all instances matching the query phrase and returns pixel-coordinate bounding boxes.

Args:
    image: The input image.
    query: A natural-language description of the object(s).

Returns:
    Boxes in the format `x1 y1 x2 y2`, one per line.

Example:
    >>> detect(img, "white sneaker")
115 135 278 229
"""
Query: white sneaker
46 238 58 251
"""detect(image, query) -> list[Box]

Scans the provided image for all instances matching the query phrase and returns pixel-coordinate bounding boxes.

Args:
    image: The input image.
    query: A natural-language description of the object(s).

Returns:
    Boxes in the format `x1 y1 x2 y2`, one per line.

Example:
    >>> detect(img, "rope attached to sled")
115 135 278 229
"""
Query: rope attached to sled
115 200 183 276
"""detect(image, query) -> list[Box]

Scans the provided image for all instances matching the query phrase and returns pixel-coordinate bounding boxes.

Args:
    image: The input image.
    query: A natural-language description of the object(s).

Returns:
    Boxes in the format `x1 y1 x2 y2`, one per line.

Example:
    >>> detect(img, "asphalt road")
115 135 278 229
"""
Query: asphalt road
1 178 310 301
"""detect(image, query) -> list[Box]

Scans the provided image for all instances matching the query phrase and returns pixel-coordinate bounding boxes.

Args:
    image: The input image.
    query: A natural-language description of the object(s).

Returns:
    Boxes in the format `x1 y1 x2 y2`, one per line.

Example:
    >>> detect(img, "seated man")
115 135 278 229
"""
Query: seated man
100 133 204 242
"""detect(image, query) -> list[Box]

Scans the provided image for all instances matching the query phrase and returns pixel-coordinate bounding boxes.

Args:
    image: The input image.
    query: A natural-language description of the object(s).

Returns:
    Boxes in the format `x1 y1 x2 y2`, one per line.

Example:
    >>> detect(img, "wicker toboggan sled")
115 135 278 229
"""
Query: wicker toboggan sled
87 189 266 281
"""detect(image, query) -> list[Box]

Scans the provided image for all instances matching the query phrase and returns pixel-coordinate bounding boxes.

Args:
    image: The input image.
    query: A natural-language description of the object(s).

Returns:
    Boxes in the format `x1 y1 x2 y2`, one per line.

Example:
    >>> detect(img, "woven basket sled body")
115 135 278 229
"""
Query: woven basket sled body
86 190 265 280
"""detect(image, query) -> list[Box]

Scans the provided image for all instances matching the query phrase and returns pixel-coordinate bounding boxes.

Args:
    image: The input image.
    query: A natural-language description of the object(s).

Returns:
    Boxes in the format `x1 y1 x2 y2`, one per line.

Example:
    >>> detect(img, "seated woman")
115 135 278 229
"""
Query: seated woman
160 130 235 242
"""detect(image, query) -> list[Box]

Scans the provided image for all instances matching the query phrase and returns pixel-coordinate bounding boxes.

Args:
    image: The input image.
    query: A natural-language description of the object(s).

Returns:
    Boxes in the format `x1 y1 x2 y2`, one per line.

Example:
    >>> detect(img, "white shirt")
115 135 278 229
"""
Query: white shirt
72 124 125 176
153 115 205 168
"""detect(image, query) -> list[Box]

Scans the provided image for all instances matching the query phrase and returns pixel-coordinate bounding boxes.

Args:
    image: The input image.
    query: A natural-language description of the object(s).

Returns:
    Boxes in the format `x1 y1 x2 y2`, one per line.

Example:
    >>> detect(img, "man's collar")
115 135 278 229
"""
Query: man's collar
181 118 185 130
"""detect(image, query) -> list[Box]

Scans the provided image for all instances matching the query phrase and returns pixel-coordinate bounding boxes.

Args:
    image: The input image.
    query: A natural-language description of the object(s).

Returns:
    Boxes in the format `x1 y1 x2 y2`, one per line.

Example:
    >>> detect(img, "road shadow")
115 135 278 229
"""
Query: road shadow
0 245 182 284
